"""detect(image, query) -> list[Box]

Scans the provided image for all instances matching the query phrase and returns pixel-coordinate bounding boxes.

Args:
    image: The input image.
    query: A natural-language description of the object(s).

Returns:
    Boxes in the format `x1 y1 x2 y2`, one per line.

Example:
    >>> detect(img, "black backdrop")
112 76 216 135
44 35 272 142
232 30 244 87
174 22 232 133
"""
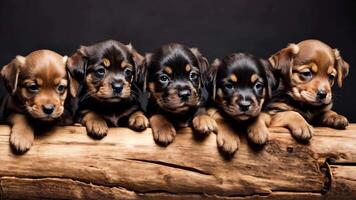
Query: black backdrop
0 0 355 121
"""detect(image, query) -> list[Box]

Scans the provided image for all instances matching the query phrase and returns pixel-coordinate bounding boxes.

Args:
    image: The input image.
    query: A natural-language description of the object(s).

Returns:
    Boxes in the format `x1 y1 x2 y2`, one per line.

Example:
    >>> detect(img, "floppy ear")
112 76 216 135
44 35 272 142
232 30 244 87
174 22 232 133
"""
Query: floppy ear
259 59 277 98
190 48 209 85
66 47 88 97
126 43 145 82
137 53 151 93
269 43 299 80
1 55 25 95
333 49 349 87
63 56 78 97
209 58 221 100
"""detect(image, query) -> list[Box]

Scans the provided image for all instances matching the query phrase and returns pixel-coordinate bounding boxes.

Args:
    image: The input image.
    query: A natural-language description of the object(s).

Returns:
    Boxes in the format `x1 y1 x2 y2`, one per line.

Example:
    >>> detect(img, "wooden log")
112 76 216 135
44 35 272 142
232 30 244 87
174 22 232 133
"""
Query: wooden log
0 124 355 200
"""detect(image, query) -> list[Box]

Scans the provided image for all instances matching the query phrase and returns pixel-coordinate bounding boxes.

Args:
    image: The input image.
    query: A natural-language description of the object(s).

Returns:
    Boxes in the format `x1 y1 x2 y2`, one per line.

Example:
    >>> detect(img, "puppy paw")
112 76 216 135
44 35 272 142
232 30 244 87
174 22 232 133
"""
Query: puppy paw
10 127 34 154
247 124 269 145
83 112 108 139
192 114 217 135
289 122 314 141
128 112 149 131
217 131 240 155
321 113 349 129
150 115 176 146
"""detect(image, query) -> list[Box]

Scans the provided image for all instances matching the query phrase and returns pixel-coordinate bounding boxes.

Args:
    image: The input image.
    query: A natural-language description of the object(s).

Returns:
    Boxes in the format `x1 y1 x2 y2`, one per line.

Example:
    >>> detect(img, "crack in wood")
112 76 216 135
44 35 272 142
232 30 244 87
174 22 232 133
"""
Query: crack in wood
126 158 212 176
0 176 323 198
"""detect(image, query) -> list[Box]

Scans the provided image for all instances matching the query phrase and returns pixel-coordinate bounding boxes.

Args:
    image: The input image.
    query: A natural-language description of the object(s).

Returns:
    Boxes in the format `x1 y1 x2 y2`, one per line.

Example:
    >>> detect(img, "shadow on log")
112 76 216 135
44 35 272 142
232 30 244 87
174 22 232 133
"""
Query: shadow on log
0 124 355 200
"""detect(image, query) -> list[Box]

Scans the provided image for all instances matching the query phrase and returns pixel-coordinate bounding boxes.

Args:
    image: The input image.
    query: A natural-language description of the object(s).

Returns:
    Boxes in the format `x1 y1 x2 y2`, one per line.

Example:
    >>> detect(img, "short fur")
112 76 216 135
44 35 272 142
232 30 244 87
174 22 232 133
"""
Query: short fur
67 40 148 139
266 39 349 141
141 43 216 146
0 50 77 153
208 53 276 154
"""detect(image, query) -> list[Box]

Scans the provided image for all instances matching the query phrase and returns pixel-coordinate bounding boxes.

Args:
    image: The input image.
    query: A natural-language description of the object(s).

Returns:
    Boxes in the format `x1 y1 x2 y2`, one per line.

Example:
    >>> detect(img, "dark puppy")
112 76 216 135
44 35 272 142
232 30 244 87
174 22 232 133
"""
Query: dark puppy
67 40 148 139
0 50 77 153
267 39 349 141
142 43 216 146
207 53 275 154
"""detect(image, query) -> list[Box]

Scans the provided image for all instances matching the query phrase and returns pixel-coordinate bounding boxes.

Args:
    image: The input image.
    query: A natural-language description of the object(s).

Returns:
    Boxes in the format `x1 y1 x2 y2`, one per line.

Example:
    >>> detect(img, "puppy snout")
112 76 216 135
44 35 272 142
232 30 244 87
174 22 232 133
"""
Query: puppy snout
238 100 251 112
178 89 192 101
112 83 123 94
42 104 55 115
316 90 327 100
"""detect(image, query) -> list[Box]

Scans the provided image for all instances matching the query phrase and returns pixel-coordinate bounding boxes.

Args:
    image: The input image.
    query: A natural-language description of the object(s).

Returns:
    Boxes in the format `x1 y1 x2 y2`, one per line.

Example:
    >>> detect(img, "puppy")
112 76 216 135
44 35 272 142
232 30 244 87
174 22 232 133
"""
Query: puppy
142 43 217 146
67 40 148 139
207 53 275 154
0 50 77 153
266 39 349 141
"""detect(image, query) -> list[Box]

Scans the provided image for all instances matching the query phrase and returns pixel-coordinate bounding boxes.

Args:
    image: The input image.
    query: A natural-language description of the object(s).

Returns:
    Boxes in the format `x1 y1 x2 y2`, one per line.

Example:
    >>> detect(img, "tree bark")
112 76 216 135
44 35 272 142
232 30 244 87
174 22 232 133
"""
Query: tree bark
0 124 355 200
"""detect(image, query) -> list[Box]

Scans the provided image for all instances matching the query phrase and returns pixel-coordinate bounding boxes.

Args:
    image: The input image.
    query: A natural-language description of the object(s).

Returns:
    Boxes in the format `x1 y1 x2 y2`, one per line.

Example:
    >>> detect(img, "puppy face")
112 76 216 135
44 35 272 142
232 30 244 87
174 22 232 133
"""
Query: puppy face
144 43 208 113
1 50 76 121
269 40 349 106
67 40 143 103
210 53 274 121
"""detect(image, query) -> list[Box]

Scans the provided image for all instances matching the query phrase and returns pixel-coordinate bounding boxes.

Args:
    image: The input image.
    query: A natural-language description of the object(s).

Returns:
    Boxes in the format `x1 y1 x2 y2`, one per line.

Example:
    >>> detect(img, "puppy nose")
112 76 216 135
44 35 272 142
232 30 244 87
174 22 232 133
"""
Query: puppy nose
178 89 191 101
112 83 123 94
42 104 55 115
317 90 327 100
238 100 251 112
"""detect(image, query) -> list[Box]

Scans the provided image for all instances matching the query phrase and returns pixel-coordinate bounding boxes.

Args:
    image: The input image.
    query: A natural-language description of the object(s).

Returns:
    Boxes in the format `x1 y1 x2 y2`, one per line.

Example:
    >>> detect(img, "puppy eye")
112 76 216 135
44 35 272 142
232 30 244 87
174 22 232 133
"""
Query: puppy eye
57 84 66 93
189 71 198 81
328 74 335 82
95 67 106 78
224 83 233 90
299 71 312 80
27 84 39 93
124 68 133 77
254 82 264 91
159 74 169 83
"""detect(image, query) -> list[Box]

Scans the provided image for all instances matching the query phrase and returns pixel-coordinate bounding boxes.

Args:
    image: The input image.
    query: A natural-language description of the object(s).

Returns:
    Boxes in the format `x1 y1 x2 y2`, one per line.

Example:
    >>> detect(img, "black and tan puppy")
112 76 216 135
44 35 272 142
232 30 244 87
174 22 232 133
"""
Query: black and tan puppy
267 39 349 141
67 40 148 139
207 53 275 154
0 50 77 153
142 43 217 146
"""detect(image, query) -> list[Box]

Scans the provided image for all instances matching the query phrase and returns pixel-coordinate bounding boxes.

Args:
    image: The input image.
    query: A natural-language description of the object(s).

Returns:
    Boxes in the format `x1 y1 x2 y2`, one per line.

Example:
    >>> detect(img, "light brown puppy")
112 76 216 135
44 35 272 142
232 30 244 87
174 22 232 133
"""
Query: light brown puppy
266 39 349 141
0 50 77 153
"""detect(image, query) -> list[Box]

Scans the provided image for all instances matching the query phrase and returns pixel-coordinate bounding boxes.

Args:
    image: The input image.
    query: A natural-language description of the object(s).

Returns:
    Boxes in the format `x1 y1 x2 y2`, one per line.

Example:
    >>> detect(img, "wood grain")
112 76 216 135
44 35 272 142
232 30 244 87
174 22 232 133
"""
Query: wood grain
0 124 355 200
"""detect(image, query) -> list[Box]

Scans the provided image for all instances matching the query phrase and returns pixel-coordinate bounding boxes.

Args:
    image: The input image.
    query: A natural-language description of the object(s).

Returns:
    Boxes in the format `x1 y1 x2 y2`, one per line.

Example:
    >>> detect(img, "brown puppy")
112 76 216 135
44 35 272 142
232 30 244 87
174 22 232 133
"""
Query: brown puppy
142 43 216 146
67 40 148 139
267 39 349 141
0 50 77 153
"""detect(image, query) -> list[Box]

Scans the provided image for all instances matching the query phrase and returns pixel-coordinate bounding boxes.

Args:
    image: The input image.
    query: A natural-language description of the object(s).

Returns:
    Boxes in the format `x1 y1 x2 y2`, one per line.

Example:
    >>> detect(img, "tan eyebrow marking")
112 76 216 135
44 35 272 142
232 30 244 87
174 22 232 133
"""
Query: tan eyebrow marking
310 63 318 73
327 66 336 75
250 74 258 83
102 58 111 67
230 74 238 83
185 64 191 72
164 66 173 75
36 78 43 85
121 61 132 69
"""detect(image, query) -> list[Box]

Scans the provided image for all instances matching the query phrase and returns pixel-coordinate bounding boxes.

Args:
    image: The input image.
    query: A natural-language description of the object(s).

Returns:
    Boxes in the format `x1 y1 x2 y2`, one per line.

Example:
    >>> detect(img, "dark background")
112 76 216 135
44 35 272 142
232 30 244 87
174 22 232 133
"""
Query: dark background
0 0 355 121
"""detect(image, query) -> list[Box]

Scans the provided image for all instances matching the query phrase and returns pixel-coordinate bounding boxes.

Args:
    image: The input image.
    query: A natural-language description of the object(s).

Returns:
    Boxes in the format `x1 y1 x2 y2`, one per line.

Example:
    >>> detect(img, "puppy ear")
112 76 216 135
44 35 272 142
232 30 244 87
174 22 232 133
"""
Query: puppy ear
66 46 88 97
269 43 299 79
137 53 151 92
63 55 77 97
209 58 221 100
1 56 25 95
126 43 145 82
190 48 209 84
333 49 349 87
259 59 277 98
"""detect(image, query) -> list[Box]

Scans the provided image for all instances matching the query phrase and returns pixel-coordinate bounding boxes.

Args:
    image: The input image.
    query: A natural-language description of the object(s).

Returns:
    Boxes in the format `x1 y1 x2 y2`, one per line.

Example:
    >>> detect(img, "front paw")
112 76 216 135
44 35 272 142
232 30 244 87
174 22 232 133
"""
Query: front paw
217 131 240 155
192 114 217 135
151 123 176 146
247 124 269 145
321 114 349 129
10 128 34 154
128 112 149 131
289 122 314 141
85 119 108 139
